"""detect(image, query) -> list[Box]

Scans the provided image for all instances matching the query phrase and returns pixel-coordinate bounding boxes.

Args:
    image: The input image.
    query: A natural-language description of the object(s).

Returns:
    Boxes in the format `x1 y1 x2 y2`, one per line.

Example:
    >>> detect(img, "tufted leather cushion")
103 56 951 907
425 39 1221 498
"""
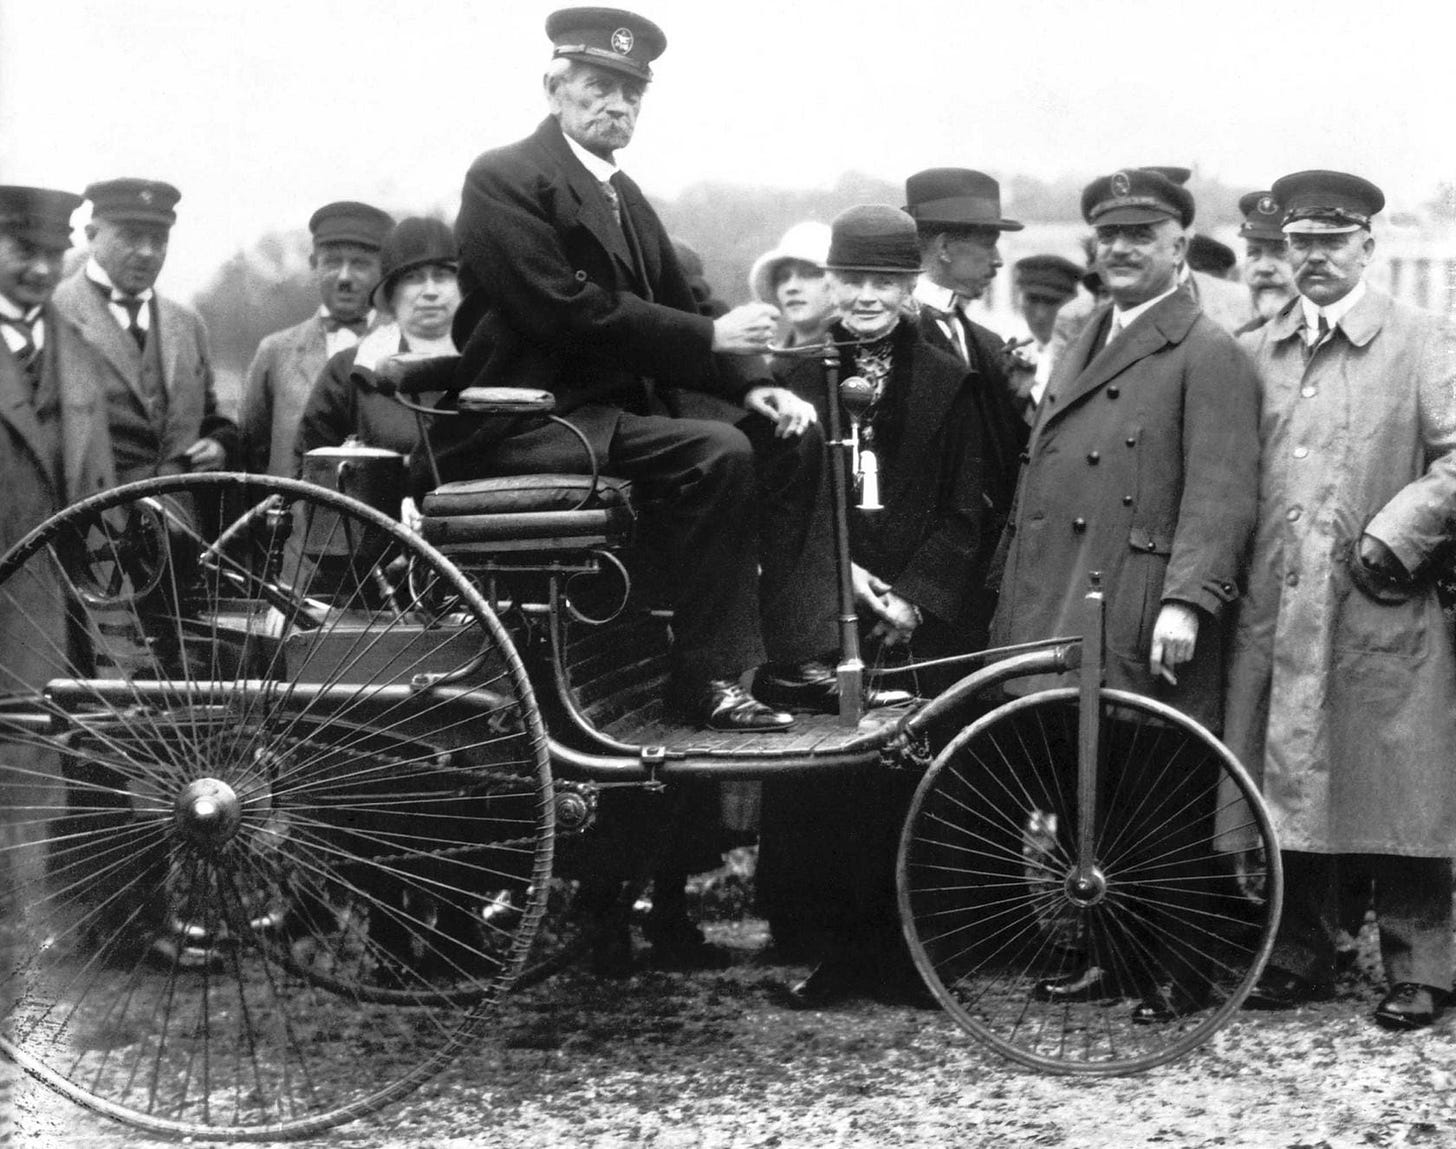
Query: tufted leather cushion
421 474 632 517
420 474 635 551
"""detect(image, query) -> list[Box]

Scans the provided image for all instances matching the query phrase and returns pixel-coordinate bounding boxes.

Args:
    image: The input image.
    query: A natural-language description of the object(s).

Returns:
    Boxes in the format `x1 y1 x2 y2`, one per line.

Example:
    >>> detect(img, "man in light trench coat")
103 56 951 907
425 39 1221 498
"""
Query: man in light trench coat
1228 170 1456 1030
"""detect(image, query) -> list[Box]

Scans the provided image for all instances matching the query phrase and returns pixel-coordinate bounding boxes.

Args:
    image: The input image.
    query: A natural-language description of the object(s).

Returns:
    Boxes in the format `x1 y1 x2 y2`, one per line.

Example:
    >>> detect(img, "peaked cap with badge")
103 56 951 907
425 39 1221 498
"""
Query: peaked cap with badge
1081 168 1195 228
903 168 1023 232
84 178 181 228
1139 165 1192 186
0 186 83 250
1238 191 1286 242
546 6 666 83
1271 169 1384 234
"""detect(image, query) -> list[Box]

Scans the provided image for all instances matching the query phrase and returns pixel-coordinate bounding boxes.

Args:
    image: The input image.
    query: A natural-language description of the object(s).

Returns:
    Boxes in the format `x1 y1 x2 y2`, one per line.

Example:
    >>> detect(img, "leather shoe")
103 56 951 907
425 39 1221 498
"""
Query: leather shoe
1033 964 1124 1003
1131 981 1209 1024
1373 982 1445 1031
756 659 916 715
1244 967 1334 1010
685 678 794 732
780 958 872 1010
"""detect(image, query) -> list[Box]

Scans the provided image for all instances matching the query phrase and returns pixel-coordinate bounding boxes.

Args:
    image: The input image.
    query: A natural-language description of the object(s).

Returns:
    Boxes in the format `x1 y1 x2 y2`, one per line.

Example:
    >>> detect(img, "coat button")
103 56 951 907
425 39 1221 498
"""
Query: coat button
1293 446 1309 459
1286 506 1302 522
1222 582 1234 593
1072 517 1087 533
1087 451 1100 465
1125 436 1136 447
1285 571 1300 587
1301 386 1317 399
1122 495 1133 506
1146 540 1157 552
1107 386 1120 399
574 269 588 282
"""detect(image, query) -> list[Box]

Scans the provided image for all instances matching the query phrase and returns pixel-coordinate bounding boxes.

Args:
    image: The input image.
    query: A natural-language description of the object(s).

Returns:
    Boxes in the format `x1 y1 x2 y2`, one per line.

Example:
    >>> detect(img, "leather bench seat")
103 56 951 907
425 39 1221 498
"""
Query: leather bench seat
420 474 634 552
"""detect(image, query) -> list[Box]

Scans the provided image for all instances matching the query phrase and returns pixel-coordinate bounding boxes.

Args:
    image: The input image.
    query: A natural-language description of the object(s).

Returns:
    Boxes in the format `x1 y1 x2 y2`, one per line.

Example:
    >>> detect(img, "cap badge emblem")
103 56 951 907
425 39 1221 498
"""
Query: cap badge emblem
139 189 154 204
611 27 634 54
1257 195 1278 215
1111 171 1132 197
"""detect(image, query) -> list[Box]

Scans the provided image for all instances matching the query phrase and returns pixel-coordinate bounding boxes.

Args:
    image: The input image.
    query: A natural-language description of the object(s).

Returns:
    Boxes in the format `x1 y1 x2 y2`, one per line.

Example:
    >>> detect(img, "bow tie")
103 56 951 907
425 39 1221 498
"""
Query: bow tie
323 316 368 335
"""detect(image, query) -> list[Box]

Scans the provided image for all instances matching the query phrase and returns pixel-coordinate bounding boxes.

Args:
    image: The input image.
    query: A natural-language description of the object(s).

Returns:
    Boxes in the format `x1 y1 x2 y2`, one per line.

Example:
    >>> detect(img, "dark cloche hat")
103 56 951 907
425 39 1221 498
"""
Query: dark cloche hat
0 186 83 250
904 168 1023 231
1082 169 1195 228
546 7 666 83
1139 166 1192 186
1014 254 1083 302
1271 170 1384 234
1187 233 1236 276
1238 191 1286 242
84 178 181 228
309 201 394 250
372 217 458 307
825 205 922 274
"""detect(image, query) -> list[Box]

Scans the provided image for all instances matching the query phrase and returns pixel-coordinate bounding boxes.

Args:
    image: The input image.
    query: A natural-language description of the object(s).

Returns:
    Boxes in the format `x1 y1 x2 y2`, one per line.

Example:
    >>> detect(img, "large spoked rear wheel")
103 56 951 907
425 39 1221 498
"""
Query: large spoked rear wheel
898 687 1281 1074
0 474 553 1139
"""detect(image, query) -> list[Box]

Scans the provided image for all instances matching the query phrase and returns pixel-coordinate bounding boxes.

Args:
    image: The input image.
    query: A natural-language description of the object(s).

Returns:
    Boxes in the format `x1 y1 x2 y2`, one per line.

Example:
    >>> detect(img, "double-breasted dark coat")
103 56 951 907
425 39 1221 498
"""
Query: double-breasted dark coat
991 288 1261 730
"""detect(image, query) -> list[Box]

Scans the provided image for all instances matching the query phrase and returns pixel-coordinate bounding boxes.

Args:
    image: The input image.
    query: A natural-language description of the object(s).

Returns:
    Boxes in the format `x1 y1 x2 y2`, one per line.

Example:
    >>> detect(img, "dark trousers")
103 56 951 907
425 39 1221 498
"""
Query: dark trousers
1272 851 1454 989
486 408 837 683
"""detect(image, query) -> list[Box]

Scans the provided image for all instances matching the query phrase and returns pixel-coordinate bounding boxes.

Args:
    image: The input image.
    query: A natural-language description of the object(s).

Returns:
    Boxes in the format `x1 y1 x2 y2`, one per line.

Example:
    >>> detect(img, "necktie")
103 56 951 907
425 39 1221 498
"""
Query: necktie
115 295 147 351
322 315 368 336
1 315 42 389
605 173 651 299
1304 313 1331 362
599 178 622 229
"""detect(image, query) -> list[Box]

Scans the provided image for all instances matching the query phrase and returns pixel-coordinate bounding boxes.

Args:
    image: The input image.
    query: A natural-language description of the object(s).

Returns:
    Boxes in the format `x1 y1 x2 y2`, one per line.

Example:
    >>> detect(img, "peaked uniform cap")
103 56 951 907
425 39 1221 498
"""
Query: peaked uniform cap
1082 168 1195 228
546 7 666 83
903 168 1023 231
1139 165 1192 186
0 185 83 250
309 201 394 250
825 205 922 274
1238 191 1287 241
84 178 181 227
372 217 459 307
1014 254 1083 301
1187 233 1236 275
749 221 831 303
1272 169 1384 234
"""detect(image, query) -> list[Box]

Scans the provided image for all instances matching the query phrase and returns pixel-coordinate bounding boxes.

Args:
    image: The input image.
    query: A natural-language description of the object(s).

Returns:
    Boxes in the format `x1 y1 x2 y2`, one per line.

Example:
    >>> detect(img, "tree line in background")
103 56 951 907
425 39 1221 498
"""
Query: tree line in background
194 169 1450 391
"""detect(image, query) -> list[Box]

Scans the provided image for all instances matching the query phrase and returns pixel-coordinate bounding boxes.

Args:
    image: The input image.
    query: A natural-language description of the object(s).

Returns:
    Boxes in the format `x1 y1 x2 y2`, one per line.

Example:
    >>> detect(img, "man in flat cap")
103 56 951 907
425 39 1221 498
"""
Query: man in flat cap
239 201 393 476
0 186 115 943
993 168 1262 1020
440 7 837 735
1234 190 1296 333
54 178 237 486
1012 253 1082 411
1226 171 1456 1030
904 167 1028 530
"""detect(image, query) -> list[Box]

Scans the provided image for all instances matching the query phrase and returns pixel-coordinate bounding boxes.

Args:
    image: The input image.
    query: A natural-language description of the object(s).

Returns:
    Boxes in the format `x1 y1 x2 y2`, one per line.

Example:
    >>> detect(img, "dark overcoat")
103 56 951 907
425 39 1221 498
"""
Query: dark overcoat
1224 290 1456 856
438 116 760 481
991 289 1260 730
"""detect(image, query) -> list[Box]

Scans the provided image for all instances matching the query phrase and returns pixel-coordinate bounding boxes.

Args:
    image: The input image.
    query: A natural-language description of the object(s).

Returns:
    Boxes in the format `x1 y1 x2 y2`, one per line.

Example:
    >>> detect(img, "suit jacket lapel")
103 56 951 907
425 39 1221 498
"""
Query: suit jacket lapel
0 341 52 495
58 274 142 399
535 118 640 287
290 317 326 383
883 330 958 500
156 296 185 396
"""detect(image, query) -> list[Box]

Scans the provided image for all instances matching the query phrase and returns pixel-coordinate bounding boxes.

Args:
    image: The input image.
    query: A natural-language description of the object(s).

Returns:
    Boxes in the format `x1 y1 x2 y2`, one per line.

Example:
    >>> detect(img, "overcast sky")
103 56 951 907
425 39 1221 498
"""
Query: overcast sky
1 0 1451 300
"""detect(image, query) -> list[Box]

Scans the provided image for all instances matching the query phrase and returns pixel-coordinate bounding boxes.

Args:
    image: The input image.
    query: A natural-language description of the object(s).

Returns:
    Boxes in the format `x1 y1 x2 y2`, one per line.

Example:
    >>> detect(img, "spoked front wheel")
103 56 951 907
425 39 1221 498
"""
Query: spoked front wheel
898 687 1281 1074
0 474 553 1139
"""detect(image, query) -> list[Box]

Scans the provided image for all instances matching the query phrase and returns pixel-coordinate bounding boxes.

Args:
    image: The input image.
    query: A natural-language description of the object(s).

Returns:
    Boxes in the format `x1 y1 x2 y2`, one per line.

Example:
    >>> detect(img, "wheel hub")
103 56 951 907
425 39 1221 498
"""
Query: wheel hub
1064 866 1107 907
174 777 244 848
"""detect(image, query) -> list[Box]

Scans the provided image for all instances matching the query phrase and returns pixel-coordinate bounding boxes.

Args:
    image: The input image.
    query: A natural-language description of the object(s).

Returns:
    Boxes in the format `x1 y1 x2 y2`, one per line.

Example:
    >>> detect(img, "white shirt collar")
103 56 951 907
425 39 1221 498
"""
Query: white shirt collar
1109 282 1181 339
913 276 964 314
0 293 43 354
561 130 620 183
0 293 36 322
1299 279 1366 335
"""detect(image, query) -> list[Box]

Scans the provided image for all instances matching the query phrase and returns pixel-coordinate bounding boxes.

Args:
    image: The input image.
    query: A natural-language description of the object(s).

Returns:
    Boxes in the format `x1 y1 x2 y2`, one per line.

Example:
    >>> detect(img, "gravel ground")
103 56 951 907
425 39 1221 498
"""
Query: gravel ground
10 910 1456 1149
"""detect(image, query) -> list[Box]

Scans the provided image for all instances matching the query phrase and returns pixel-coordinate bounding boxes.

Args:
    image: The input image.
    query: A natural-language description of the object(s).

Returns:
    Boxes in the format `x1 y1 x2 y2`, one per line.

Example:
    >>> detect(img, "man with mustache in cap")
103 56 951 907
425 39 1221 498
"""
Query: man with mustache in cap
440 7 837 734
1234 190 1297 333
1227 170 1456 1030
994 168 1261 1021
55 179 237 486
240 200 393 476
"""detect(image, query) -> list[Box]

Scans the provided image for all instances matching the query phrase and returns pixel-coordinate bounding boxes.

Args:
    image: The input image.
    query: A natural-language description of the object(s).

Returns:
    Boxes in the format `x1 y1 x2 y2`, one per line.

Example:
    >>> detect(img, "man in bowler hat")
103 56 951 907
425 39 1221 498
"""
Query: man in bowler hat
1227 170 1456 1030
54 179 237 485
240 200 393 476
440 7 840 733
